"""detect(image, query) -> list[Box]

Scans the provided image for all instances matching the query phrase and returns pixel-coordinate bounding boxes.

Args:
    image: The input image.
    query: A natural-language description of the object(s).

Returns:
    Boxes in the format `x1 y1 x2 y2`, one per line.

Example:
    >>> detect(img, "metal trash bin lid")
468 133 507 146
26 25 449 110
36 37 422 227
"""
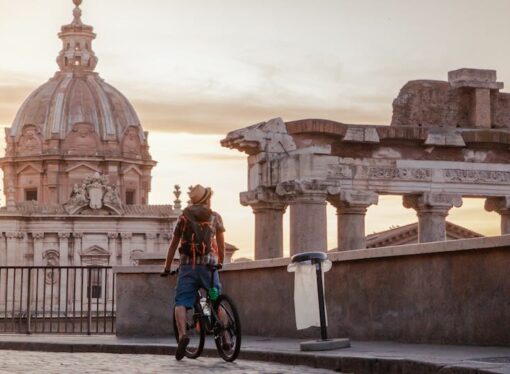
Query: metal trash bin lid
291 251 328 264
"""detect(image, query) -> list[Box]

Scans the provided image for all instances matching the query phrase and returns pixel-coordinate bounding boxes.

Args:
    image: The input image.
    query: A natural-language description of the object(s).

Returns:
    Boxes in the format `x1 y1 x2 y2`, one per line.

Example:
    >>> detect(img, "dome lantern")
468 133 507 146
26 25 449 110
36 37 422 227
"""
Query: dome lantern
57 0 98 72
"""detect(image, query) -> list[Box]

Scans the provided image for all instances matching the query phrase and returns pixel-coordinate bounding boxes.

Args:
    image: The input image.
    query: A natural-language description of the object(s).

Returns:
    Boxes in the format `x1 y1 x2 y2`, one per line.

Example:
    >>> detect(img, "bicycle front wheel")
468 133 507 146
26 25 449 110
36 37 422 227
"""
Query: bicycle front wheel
214 294 241 362
173 304 205 359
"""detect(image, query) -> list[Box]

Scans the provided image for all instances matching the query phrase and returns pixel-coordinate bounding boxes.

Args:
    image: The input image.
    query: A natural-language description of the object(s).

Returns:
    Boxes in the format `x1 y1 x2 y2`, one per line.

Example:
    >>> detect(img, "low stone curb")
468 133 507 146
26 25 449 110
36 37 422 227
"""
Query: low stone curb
0 341 498 374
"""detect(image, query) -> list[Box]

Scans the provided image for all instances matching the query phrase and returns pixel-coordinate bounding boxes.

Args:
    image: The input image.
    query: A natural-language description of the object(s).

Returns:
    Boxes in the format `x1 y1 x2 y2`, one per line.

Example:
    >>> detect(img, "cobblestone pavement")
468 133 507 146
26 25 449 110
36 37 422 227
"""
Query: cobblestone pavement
0 351 335 373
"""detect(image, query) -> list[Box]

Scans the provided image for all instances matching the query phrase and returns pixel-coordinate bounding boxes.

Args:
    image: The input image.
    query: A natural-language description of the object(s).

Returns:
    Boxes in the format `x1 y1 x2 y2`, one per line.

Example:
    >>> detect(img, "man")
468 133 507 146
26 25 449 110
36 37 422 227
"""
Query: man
161 184 225 360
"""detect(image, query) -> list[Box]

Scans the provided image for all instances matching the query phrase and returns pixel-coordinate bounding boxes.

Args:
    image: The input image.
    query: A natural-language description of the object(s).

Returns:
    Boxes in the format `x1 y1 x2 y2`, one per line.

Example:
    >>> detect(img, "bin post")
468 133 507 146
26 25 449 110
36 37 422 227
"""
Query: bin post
313 258 328 341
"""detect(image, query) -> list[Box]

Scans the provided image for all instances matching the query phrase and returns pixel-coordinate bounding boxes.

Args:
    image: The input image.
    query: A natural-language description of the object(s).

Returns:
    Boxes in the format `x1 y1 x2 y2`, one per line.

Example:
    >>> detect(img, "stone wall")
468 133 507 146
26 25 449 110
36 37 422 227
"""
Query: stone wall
115 236 510 345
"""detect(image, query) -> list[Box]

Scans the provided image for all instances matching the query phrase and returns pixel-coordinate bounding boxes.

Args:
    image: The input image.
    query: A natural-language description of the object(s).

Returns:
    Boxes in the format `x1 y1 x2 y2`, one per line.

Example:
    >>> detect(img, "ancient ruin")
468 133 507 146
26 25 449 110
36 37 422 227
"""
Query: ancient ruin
222 68 510 259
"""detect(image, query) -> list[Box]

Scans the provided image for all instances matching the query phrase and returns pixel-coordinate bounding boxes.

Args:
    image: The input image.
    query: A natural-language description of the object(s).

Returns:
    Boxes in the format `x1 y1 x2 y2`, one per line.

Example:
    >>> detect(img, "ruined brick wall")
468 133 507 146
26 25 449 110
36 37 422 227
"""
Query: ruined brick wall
391 79 510 128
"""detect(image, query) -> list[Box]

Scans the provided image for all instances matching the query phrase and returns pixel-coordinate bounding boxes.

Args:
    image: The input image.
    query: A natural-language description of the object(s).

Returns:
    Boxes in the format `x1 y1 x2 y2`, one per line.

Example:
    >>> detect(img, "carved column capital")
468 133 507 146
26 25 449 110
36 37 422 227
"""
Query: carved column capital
108 232 119 239
32 232 45 240
146 233 158 240
403 193 462 215
6 232 24 239
276 179 330 204
73 232 83 239
485 196 510 214
58 232 71 239
327 188 379 213
241 187 287 212
121 233 132 240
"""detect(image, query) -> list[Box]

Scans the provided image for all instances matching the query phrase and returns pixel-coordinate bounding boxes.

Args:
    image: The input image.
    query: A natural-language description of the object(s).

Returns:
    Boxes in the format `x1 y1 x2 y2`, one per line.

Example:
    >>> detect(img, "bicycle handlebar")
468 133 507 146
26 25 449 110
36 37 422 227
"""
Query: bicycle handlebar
160 263 222 277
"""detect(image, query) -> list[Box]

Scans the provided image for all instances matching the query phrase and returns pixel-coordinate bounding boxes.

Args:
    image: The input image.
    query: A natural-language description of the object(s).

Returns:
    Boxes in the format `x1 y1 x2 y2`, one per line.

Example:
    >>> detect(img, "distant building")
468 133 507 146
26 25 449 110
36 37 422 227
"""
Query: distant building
0 1 177 270
365 222 483 249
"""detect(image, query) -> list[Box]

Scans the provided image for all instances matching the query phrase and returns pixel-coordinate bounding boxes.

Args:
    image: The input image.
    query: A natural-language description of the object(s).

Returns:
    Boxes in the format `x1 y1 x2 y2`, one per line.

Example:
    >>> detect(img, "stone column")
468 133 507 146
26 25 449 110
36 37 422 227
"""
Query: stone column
328 189 378 251
485 197 510 235
241 188 287 259
120 233 132 266
403 193 462 243
32 233 45 266
277 180 328 255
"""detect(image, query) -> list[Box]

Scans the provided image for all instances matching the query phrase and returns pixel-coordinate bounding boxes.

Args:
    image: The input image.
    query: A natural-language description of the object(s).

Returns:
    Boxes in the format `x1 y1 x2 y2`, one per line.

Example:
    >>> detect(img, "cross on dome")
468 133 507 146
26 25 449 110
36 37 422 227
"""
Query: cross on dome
56 0 98 72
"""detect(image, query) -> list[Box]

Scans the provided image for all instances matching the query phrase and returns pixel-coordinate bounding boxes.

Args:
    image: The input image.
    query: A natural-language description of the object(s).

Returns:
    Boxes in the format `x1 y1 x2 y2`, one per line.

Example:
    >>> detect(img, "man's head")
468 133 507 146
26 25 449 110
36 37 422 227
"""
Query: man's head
188 184 213 207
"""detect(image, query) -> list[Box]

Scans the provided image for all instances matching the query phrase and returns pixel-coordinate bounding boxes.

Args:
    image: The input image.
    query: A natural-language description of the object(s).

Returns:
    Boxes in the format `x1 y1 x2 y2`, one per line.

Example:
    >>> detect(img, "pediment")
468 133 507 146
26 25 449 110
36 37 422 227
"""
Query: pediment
81 245 110 257
65 163 101 174
122 165 143 176
16 163 43 175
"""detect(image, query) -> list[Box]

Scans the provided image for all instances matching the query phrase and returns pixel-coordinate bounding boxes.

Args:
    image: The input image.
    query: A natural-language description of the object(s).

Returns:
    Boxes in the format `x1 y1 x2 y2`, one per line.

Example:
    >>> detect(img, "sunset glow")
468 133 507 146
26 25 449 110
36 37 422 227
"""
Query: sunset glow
1 0 506 258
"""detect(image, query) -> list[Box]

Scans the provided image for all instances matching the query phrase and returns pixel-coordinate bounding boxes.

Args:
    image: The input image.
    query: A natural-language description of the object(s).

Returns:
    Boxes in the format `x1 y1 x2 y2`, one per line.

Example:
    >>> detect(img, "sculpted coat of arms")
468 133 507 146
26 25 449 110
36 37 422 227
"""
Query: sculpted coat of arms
64 173 123 215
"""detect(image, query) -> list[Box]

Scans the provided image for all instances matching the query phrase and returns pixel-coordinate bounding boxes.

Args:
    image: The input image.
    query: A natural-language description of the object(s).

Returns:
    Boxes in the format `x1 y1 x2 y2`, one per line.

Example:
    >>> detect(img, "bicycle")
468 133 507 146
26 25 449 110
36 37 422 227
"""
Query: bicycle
167 265 241 362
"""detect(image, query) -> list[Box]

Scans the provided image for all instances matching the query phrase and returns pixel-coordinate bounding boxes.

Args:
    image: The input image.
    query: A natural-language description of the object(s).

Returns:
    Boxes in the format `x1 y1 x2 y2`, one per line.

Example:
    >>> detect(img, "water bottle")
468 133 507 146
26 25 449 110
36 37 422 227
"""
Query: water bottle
208 286 219 301
200 297 210 317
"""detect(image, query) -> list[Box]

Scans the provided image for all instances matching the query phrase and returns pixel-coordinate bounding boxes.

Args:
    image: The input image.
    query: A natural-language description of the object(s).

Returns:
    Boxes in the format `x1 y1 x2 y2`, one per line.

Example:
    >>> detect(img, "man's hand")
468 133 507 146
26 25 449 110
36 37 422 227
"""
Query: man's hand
160 268 170 277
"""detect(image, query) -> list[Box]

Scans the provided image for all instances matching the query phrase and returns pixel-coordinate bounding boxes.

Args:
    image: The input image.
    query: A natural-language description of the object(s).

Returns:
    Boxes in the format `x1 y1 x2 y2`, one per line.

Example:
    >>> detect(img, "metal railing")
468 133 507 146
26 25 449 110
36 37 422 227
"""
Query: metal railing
0 267 115 335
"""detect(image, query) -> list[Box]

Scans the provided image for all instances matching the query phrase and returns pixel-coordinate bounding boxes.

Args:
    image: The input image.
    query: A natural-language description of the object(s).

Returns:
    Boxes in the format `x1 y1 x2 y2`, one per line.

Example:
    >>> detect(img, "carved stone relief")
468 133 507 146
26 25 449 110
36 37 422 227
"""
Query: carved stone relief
63 123 101 156
64 173 123 215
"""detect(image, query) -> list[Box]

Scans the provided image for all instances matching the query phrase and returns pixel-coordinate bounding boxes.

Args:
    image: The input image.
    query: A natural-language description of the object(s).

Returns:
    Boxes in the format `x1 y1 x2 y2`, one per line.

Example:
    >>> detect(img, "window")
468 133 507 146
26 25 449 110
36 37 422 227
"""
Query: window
126 190 136 205
87 268 102 299
25 189 37 202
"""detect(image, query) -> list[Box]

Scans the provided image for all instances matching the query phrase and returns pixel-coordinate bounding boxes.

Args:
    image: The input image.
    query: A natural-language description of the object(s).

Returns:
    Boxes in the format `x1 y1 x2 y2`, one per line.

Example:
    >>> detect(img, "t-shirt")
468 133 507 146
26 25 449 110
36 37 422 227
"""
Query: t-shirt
173 206 225 266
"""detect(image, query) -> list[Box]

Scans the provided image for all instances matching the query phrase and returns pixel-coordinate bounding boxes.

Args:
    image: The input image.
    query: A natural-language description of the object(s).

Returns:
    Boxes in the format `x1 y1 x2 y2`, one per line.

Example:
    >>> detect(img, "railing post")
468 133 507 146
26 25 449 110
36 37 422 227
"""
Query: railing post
26 268 32 334
87 267 92 336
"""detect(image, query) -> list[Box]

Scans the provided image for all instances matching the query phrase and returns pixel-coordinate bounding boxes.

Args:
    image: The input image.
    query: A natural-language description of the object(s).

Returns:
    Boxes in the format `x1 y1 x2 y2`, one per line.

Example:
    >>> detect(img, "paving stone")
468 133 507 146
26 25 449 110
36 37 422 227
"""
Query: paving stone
0 350 337 373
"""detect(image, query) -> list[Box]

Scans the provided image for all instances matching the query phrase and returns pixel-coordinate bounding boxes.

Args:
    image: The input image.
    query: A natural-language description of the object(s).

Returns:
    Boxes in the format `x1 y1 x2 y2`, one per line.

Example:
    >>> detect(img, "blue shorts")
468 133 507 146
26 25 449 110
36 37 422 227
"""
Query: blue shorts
175 265 222 308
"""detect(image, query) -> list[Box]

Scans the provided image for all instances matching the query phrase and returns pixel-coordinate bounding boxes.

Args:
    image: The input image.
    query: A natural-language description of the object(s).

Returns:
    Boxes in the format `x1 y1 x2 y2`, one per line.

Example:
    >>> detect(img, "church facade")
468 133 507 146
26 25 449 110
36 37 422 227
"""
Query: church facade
0 0 178 268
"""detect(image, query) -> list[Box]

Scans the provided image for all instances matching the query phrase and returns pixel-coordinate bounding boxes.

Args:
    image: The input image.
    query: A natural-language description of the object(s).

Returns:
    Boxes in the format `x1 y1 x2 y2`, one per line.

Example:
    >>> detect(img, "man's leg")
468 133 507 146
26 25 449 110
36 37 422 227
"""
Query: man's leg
174 305 187 340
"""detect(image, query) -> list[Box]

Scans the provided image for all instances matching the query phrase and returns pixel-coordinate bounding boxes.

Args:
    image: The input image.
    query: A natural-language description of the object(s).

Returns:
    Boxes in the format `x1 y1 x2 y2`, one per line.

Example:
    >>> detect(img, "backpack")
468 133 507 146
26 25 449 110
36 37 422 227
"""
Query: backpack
181 210 215 262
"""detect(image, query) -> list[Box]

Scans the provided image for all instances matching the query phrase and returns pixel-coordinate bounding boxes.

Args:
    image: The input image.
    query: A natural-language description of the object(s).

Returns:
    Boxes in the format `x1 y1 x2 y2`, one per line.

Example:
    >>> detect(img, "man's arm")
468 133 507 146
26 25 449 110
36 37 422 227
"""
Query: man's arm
163 233 181 272
216 231 225 265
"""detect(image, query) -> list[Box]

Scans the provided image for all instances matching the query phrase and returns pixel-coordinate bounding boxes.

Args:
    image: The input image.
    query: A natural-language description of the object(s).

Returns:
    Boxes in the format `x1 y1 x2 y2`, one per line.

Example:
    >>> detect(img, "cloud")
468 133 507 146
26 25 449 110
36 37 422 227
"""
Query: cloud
133 97 391 135
0 84 35 125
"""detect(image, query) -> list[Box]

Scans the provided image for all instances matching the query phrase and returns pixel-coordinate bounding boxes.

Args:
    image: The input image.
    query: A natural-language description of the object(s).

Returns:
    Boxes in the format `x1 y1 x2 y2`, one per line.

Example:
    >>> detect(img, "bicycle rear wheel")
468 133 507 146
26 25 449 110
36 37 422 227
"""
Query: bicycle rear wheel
173 304 205 359
213 294 241 362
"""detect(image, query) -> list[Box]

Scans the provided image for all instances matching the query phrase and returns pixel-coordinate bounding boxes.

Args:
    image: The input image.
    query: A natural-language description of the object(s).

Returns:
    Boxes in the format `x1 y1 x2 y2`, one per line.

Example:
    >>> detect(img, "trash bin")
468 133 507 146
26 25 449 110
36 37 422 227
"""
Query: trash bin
287 252 350 351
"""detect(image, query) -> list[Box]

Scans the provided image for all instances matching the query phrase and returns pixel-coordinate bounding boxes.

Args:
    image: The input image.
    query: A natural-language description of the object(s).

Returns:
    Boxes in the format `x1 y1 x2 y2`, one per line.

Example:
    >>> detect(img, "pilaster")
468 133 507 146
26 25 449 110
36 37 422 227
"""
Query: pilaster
58 232 71 266
32 232 45 266
145 233 157 253
120 233 132 266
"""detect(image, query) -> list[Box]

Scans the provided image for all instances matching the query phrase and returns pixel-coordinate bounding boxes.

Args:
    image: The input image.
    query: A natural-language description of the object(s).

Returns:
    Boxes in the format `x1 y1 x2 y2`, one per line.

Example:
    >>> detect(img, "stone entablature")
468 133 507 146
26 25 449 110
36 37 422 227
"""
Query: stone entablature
222 68 510 259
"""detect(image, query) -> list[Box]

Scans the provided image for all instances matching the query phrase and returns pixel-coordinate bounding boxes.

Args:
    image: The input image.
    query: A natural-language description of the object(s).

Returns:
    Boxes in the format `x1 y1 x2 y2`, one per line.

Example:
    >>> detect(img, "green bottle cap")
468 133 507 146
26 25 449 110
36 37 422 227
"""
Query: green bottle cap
209 287 219 301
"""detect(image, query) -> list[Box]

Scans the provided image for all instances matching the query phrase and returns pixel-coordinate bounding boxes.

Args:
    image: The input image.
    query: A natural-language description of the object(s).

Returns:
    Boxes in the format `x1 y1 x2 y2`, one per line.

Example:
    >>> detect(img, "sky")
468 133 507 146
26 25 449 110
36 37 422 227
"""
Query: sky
0 0 508 258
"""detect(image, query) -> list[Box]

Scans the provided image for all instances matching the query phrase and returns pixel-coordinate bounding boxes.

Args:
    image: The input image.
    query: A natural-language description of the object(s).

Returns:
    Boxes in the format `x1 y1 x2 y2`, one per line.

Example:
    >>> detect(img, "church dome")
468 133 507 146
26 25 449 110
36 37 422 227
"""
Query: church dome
9 0 146 146
11 73 142 142
1 0 155 208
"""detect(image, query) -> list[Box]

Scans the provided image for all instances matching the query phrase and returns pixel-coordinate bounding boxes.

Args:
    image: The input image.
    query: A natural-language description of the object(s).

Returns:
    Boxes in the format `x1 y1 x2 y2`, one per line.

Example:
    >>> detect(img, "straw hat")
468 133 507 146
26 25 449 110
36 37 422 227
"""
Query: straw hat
188 184 213 205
